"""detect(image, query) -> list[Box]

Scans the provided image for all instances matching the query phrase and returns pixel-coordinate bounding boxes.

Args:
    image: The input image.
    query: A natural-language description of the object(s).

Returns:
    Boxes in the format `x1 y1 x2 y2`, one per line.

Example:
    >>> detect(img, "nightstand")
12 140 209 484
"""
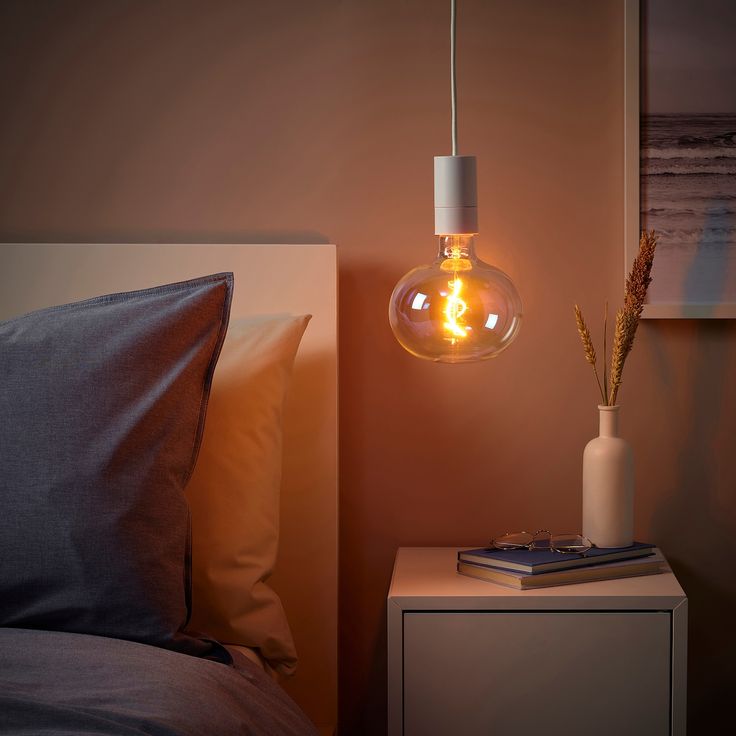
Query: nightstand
388 547 687 736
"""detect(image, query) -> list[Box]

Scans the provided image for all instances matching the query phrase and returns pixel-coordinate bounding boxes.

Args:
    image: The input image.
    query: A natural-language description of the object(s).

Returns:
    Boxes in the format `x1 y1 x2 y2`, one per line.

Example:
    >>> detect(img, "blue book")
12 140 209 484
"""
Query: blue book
457 550 665 589
458 541 656 574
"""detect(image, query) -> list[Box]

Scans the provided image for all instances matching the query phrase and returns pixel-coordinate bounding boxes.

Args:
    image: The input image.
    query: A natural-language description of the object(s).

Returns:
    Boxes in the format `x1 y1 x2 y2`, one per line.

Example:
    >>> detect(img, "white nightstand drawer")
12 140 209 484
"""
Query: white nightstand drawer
403 611 671 736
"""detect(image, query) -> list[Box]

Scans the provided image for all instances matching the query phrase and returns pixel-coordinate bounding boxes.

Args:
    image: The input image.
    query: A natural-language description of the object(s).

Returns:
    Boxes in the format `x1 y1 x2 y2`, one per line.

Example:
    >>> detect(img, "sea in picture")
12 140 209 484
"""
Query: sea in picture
640 113 736 305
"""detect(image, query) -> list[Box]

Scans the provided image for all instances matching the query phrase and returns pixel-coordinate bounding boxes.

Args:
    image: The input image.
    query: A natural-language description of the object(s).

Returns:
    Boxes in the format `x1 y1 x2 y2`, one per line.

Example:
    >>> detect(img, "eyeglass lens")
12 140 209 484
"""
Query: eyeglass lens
492 532 534 549
491 531 593 554
550 534 592 554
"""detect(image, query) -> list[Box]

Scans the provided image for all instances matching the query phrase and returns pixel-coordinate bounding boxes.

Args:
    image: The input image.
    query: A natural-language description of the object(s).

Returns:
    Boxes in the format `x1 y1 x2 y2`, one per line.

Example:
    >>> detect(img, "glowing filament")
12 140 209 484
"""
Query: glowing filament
444 278 468 339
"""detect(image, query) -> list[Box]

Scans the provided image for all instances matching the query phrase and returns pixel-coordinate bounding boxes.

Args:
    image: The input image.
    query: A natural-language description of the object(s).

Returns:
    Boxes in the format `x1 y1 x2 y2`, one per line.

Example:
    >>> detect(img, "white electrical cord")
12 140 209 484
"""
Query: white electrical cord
450 0 457 155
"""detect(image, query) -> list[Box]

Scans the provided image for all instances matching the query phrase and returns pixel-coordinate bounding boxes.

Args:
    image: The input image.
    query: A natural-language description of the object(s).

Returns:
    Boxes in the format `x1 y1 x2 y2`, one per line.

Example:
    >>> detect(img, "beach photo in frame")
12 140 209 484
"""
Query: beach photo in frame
625 0 736 318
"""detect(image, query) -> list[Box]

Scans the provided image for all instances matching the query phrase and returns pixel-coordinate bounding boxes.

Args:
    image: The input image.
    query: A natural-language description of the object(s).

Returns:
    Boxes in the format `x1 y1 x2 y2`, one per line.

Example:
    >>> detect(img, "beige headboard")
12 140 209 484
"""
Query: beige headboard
0 243 338 733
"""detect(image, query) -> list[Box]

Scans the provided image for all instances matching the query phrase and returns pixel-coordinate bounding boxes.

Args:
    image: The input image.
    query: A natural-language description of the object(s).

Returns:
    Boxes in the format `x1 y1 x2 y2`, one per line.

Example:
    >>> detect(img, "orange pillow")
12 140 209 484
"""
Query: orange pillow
186 314 310 675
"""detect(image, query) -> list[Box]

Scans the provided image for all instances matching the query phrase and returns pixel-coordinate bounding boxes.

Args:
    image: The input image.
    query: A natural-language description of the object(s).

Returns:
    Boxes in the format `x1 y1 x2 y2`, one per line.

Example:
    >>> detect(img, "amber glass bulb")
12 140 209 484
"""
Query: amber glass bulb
389 235 522 363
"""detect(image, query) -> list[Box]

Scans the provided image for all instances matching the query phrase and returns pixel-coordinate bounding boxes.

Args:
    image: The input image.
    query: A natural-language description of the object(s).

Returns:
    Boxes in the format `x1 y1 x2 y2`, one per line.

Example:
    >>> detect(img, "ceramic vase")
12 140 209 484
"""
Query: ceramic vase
582 405 634 548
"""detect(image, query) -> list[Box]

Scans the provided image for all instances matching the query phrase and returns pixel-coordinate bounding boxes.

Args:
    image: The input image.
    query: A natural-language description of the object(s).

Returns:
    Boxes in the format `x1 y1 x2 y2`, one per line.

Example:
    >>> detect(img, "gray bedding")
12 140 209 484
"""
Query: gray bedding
0 628 317 735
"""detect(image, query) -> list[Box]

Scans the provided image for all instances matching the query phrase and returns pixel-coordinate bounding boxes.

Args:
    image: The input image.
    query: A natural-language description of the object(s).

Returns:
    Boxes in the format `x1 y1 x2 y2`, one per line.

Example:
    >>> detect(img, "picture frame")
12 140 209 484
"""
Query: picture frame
624 0 736 318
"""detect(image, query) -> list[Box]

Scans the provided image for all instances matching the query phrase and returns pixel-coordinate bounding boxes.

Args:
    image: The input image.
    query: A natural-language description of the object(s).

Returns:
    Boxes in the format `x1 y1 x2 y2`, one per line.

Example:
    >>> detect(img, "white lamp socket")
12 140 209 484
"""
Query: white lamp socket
434 155 478 235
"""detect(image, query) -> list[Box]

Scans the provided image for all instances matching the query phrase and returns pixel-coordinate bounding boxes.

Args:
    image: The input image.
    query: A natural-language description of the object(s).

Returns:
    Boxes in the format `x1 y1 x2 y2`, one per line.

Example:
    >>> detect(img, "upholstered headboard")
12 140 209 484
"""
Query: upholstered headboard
0 243 338 733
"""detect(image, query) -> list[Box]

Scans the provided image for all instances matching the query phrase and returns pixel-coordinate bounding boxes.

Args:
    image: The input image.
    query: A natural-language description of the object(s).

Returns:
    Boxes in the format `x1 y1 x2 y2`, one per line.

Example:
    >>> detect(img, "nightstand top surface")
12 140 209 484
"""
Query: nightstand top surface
388 547 686 611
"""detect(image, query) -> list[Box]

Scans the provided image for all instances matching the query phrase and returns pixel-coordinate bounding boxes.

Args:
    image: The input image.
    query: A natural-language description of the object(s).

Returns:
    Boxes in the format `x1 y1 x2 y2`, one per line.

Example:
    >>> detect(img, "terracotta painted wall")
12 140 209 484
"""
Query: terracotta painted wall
1 1 734 733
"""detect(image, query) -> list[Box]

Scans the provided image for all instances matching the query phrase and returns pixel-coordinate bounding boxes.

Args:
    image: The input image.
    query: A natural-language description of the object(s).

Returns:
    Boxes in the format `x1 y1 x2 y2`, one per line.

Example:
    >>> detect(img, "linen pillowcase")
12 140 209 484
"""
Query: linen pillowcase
0 273 233 660
186 314 310 674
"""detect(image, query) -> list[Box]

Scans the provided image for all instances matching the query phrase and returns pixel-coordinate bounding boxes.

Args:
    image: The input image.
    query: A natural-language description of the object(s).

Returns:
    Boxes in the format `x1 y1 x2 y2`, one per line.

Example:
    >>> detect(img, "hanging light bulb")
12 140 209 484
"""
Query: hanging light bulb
388 0 522 364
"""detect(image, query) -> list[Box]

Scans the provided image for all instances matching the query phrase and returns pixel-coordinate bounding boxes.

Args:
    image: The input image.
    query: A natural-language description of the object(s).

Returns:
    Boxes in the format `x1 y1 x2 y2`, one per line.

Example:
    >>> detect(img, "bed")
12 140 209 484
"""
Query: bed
0 244 338 735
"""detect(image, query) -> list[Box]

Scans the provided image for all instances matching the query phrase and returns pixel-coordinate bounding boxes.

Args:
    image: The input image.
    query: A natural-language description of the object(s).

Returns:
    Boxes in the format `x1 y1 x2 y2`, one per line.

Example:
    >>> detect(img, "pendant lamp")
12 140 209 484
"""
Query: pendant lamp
389 0 522 363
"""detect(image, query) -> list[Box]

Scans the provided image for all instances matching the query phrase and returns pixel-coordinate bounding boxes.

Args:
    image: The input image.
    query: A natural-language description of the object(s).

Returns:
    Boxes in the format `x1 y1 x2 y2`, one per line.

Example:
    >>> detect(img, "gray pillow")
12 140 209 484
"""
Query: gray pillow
0 273 233 659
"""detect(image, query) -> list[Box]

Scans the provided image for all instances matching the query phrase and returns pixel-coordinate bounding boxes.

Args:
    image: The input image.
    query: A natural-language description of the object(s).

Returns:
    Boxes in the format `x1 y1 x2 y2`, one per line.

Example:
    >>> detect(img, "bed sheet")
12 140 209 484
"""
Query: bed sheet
0 627 317 735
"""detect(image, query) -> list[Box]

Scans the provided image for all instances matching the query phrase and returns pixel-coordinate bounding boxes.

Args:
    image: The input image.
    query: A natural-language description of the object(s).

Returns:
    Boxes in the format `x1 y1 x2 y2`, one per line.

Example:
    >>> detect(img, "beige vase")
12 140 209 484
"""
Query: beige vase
582 405 634 548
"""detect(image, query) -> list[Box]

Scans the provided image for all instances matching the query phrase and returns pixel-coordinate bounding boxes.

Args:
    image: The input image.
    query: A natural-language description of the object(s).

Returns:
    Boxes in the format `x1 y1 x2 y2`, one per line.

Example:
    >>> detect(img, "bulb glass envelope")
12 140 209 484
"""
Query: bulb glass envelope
389 235 522 363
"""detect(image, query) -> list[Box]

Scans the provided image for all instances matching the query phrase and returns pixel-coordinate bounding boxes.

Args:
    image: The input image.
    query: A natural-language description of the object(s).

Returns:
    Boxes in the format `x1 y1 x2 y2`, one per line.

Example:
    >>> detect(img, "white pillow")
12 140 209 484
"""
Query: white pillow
186 314 310 675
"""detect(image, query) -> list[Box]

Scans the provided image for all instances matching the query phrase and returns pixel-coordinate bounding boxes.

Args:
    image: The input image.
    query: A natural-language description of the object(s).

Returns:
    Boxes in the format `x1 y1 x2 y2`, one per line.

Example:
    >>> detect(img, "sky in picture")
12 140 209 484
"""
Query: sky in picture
643 0 736 114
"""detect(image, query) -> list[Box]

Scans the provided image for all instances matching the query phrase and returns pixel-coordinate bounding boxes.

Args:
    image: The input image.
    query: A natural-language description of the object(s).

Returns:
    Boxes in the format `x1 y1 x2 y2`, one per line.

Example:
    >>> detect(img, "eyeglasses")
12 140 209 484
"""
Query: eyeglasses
490 530 594 555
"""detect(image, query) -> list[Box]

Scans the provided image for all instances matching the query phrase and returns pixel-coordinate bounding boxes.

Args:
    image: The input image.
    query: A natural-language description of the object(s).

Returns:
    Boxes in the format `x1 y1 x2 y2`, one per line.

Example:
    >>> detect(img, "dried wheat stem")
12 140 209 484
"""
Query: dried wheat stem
608 230 658 405
603 300 608 402
608 308 632 405
575 304 606 405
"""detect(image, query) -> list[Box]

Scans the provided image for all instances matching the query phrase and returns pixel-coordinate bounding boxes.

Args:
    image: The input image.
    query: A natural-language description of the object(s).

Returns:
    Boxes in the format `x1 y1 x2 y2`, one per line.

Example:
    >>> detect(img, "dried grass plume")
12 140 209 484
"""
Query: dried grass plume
574 230 658 406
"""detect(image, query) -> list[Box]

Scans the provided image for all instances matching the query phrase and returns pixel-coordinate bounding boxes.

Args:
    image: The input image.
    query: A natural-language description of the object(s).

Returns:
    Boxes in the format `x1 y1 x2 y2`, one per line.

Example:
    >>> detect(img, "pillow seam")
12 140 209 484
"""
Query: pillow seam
0 272 233 326
181 274 234 627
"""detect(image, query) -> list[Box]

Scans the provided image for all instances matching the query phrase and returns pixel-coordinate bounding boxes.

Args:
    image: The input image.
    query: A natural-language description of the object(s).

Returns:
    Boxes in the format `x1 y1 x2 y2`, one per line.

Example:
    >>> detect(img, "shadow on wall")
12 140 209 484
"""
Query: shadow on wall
339 259 429 736
0 230 331 245
682 203 734 314
661 205 736 729
650 318 736 733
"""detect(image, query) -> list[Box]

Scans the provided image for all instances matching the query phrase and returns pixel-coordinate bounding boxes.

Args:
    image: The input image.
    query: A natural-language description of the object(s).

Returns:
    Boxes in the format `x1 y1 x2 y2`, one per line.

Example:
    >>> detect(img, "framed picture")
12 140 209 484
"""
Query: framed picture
625 0 736 318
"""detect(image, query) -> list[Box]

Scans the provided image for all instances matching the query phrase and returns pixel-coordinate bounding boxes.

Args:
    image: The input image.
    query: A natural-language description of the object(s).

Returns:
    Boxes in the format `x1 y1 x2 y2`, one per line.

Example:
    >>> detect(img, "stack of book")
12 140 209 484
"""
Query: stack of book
457 542 664 590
